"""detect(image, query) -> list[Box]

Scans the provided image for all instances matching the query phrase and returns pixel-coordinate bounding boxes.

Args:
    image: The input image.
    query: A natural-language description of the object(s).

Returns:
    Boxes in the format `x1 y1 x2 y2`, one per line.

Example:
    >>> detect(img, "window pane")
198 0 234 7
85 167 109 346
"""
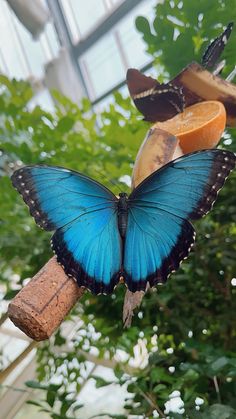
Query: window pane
0 1 29 79
79 33 125 100
116 3 155 68
78 0 156 101
60 0 107 42
12 14 46 78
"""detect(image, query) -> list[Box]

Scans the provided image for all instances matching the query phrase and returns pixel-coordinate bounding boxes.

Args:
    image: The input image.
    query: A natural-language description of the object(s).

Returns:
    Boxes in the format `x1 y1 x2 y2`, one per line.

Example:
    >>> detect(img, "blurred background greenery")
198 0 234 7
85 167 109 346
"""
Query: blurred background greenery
0 0 236 418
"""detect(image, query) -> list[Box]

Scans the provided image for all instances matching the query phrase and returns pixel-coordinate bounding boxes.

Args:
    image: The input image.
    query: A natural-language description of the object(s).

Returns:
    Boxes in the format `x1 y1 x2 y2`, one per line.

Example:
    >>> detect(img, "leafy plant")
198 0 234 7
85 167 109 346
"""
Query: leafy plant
136 0 236 79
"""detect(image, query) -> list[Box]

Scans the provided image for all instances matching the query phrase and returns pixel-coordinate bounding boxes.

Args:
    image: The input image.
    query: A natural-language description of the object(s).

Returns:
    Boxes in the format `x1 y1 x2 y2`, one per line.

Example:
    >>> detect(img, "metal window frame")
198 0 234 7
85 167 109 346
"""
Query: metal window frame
46 0 147 104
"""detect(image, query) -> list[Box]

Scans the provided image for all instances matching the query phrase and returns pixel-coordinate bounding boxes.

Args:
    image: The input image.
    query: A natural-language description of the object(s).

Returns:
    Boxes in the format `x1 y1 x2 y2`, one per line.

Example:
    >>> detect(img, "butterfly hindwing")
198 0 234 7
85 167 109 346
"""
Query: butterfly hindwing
12 166 122 294
124 150 236 291
51 208 121 295
124 205 195 292
126 68 185 122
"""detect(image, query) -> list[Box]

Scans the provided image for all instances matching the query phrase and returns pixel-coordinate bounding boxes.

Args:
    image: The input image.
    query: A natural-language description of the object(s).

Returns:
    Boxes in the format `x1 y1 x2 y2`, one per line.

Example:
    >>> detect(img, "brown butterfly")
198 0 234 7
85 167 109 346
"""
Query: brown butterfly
126 68 185 122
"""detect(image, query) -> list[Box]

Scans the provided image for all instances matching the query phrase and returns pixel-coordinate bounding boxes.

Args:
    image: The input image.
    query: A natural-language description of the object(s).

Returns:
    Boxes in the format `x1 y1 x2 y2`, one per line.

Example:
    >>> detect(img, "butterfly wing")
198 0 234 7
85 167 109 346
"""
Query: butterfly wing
201 22 234 69
124 150 236 292
12 166 122 294
126 68 185 122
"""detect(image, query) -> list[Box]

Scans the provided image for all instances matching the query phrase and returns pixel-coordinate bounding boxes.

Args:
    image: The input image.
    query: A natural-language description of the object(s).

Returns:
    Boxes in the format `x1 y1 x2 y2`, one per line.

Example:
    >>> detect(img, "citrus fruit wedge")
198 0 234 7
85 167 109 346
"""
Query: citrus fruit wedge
155 100 226 153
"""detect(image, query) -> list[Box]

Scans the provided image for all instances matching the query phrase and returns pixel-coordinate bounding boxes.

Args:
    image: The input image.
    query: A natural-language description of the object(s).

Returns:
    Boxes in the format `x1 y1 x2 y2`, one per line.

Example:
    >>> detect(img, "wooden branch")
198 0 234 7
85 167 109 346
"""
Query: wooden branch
8 257 84 341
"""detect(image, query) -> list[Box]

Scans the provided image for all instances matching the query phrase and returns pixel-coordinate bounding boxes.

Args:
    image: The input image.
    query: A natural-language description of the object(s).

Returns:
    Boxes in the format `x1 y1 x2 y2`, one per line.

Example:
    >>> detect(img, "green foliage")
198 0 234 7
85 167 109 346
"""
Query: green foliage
25 380 83 418
1 1 236 417
136 0 236 79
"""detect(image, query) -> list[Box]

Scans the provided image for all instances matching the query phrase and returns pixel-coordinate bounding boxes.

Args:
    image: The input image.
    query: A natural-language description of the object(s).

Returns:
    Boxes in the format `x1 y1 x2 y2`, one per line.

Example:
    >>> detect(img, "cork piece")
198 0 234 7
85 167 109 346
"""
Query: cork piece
8 257 84 341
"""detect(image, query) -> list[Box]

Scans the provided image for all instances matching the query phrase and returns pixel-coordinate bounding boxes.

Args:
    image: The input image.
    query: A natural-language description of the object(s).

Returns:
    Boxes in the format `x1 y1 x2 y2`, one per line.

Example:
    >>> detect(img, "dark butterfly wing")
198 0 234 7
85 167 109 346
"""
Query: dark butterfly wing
126 68 185 122
201 22 234 69
123 150 236 292
12 166 122 294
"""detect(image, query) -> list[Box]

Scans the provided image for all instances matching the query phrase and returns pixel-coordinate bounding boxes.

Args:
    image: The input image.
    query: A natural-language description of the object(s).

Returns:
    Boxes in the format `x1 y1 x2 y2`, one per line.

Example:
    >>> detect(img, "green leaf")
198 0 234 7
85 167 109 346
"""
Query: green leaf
54 332 66 346
26 400 44 407
3 289 19 300
60 398 75 416
153 383 167 393
25 381 48 390
200 404 236 419
57 116 75 133
91 375 113 388
89 415 127 419
211 357 229 373
72 403 84 412
46 390 56 408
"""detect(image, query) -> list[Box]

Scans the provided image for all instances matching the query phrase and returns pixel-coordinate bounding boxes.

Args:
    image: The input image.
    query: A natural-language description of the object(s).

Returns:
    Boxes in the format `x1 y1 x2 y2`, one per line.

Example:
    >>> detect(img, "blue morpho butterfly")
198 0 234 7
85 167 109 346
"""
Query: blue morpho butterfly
12 149 236 295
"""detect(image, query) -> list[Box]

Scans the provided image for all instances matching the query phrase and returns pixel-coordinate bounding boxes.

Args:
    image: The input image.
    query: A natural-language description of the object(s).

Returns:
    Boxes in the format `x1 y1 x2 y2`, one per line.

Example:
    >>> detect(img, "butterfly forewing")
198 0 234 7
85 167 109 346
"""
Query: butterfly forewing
201 22 234 69
123 205 195 292
12 165 122 294
123 150 236 291
127 68 185 122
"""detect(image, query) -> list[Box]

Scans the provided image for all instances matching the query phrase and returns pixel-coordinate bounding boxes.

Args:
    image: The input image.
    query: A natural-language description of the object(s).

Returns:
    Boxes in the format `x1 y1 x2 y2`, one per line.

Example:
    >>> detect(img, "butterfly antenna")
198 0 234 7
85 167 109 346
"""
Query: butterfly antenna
93 168 123 194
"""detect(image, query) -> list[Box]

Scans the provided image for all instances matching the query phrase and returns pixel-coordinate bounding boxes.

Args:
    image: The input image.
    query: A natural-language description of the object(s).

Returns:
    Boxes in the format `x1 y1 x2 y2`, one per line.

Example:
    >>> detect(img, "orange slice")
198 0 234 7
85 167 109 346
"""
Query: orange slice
155 101 226 154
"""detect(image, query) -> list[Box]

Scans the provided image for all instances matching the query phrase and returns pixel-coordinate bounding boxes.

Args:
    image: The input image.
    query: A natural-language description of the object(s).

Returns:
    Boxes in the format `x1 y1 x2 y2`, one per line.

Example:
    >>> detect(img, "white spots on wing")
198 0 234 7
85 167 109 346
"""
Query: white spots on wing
18 175 22 179
222 34 227 44
25 190 30 194
60 262 65 270
21 182 25 186
133 88 155 99
231 278 236 286
156 88 169 93
30 199 34 204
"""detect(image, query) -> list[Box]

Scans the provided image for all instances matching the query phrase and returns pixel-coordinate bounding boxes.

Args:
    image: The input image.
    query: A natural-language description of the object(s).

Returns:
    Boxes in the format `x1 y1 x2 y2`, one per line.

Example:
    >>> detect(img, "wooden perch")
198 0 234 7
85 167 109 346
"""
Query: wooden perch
8 257 84 340
8 128 181 340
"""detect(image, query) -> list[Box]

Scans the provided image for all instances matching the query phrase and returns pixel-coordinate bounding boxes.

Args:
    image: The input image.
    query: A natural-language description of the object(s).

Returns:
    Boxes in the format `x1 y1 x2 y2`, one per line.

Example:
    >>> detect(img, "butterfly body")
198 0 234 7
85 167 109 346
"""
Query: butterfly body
117 193 129 238
12 150 236 295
